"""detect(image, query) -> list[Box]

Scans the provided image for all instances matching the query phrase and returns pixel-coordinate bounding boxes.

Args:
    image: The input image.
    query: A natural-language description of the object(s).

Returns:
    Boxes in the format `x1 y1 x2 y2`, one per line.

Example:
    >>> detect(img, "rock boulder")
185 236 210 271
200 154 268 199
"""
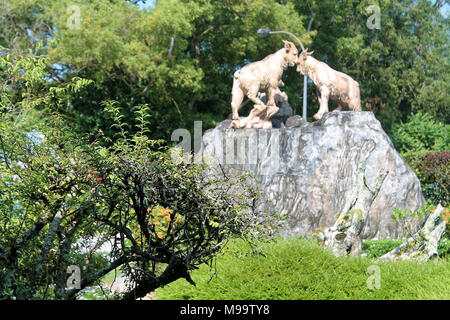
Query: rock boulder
199 111 425 239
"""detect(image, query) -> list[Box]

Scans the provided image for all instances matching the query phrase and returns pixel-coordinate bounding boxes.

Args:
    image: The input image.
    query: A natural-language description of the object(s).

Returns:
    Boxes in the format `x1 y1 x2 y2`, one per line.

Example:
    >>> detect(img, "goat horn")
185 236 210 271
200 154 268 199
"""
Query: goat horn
270 30 306 52
292 35 306 52
290 34 306 52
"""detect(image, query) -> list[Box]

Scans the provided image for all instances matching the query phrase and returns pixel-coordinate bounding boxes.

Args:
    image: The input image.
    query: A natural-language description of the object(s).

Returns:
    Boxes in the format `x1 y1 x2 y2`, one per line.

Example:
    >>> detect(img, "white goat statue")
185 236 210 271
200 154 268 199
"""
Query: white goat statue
230 40 299 128
295 43 361 120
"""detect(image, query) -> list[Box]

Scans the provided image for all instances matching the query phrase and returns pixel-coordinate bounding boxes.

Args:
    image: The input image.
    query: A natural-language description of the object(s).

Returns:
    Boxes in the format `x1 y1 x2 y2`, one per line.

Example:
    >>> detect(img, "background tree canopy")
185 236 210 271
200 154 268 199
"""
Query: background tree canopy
1 0 447 139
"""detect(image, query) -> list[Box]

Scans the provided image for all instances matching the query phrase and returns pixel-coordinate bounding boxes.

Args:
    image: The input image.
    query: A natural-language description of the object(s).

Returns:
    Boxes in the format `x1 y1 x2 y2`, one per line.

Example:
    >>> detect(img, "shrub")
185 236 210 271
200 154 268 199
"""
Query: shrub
390 112 449 153
0 102 278 300
0 53 280 300
438 234 450 258
361 239 403 259
391 112 449 206
403 151 449 205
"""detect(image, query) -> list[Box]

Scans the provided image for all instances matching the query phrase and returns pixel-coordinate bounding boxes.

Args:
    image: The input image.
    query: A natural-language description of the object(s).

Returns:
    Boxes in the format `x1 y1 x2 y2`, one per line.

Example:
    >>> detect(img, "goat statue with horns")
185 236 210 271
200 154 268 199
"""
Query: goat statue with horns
295 40 361 120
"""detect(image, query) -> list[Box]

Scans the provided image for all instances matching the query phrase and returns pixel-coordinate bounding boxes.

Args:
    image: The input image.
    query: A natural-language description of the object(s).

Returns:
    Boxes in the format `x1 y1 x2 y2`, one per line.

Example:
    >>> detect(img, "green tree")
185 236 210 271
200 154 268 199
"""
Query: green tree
3 0 448 136
1 0 309 140
289 0 449 130
390 112 449 205
0 52 278 300
391 111 449 153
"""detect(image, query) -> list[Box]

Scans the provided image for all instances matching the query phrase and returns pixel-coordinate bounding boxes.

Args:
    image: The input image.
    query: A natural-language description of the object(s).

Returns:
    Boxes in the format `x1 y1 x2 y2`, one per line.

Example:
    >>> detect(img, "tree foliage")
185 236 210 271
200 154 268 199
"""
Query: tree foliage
391 112 449 153
2 0 309 139
1 0 448 136
0 53 278 300
289 0 449 130
390 112 449 205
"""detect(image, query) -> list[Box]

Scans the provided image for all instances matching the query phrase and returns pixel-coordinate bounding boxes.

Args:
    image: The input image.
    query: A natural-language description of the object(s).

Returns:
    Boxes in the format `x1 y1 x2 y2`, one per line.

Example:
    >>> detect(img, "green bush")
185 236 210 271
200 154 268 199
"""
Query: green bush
438 234 450 258
361 239 403 259
390 112 449 205
390 112 449 153
155 238 450 300
403 151 449 205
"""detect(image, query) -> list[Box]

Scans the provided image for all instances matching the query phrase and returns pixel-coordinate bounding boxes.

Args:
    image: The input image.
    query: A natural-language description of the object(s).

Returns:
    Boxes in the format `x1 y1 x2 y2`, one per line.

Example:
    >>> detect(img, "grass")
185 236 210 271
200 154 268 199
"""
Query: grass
155 237 450 300
101 268 123 285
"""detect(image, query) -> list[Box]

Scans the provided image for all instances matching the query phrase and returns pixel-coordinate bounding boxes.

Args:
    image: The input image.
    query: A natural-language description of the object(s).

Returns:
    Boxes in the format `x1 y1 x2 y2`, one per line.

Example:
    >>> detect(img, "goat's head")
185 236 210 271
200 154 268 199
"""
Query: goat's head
297 48 314 62
282 40 299 67
296 47 314 75
287 36 313 68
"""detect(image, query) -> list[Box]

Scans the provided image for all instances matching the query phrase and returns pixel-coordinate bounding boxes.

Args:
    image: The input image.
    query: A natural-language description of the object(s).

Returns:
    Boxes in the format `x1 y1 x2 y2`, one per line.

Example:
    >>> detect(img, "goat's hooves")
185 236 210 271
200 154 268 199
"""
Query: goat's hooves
266 106 279 119
262 121 272 129
230 120 240 128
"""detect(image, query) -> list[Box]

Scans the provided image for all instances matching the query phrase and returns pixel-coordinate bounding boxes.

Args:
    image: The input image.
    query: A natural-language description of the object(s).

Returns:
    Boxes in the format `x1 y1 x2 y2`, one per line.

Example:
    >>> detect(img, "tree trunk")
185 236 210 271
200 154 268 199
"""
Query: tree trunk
319 140 389 256
121 261 195 300
378 204 446 261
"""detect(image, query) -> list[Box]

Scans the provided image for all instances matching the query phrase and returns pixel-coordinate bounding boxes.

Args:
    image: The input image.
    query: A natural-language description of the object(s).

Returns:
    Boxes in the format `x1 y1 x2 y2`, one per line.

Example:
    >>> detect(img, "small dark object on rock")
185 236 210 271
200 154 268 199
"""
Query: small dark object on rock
285 115 306 128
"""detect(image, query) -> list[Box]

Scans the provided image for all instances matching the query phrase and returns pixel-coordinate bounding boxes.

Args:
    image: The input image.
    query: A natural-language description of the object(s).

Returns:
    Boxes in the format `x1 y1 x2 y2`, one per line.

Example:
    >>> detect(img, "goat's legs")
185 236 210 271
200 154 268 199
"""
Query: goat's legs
246 86 266 107
314 86 330 120
264 87 279 120
245 86 267 126
349 96 361 111
231 80 245 121
348 82 361 111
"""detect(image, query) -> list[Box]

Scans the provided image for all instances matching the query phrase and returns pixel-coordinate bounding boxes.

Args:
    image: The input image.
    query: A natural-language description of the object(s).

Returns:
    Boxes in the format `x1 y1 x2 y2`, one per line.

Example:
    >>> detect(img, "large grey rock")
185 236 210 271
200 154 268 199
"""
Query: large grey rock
199 111 425 239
